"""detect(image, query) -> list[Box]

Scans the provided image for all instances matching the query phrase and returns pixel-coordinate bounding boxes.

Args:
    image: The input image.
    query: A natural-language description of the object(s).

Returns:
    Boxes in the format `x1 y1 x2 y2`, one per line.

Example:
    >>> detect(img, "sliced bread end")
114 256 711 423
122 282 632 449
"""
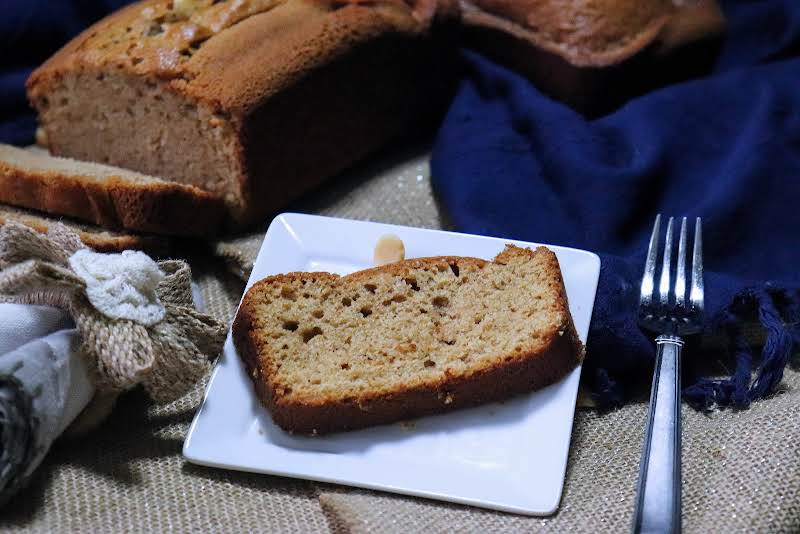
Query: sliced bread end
0 144 225 237
0 203 172 253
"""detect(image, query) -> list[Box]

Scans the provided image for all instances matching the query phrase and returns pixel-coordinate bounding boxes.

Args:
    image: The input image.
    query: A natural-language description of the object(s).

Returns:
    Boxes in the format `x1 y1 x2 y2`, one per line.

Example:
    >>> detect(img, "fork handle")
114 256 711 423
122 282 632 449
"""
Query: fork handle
632 334 683 534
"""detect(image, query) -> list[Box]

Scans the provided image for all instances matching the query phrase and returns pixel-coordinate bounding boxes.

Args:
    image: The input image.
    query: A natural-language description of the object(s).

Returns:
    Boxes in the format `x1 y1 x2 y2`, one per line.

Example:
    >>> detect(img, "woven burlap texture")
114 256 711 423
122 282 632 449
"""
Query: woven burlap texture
0 222 226 402
0 222 226 404
2 146 798 533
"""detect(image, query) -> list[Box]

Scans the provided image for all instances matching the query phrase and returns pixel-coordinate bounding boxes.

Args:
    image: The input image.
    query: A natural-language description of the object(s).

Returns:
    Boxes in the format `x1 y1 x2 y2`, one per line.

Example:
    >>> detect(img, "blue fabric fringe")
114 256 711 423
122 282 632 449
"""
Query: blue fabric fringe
685 289 796 410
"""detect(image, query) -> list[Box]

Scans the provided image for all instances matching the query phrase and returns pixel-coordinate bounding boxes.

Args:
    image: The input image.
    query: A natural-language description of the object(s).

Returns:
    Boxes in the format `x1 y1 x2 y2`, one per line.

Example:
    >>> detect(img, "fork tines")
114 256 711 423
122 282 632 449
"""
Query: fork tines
639 214 704 318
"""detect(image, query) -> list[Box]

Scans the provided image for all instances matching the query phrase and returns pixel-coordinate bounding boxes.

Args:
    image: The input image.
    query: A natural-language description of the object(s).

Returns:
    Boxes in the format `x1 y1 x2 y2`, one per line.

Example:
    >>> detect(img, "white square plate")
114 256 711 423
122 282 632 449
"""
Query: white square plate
184 213 601 515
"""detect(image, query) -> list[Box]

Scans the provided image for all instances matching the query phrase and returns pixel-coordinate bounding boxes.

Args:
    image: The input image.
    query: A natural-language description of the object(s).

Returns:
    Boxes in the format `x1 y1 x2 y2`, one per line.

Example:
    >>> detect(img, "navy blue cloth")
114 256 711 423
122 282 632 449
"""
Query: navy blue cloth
431 0 800 408
0 0 134 144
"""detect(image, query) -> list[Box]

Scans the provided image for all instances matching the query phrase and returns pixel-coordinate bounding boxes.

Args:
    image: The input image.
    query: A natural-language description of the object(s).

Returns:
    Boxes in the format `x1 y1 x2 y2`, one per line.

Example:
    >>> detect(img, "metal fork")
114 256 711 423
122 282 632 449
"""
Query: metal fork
632 215 704 534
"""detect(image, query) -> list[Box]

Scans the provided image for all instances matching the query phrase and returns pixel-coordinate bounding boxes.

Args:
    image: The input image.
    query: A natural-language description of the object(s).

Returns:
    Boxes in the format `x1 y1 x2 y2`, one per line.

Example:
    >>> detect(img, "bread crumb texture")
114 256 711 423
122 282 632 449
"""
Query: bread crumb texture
234 244 584 433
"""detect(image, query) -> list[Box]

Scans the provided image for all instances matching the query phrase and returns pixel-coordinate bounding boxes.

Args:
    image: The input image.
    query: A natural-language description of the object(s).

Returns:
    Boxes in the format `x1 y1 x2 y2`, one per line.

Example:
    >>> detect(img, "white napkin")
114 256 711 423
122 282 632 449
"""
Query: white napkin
0 303 95 504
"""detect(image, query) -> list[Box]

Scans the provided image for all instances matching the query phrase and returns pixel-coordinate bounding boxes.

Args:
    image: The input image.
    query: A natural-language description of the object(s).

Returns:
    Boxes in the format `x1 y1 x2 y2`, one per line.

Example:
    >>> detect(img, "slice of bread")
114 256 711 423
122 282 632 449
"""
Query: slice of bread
0 144 225 237
0 203 170 253
233 244 584 434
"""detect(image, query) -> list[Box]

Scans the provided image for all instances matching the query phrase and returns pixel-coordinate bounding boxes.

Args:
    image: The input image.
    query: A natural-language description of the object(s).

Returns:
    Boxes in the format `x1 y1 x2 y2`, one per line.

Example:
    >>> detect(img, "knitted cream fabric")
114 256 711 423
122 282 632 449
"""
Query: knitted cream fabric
68 249 165 326
2 144 799 533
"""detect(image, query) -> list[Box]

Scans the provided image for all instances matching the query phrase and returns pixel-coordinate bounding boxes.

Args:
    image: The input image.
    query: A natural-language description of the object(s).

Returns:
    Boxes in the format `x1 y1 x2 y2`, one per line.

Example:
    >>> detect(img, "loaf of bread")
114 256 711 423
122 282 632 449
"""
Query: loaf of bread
455 0 726 112
0 144 223 236
233 244 583 434
26 0 453 231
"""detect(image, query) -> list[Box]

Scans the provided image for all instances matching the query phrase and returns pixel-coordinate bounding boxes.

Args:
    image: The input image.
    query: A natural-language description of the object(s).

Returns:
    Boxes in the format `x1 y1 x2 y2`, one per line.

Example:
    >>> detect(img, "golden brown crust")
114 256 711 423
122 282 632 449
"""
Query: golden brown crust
26 0 428 115
233 246 584 435
656 0 726 54
456 0 725 113
25 0 720 96
182 2 428 115
0 159 225 237
457 0 671 68
344 255 488 283
455 0 724 68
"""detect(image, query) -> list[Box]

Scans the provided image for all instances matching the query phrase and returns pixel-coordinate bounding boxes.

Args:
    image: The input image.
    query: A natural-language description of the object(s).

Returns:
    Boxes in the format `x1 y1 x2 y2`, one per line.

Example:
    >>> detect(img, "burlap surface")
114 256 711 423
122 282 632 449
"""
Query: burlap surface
2 144 799 533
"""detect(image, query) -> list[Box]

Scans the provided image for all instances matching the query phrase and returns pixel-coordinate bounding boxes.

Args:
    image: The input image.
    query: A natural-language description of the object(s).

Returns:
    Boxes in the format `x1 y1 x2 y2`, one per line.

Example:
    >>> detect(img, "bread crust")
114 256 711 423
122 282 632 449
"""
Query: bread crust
0 204 170 253
457 0 671 69
456 0 726 114
233 246 584 435
0 158 224 237
27 0 429 115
